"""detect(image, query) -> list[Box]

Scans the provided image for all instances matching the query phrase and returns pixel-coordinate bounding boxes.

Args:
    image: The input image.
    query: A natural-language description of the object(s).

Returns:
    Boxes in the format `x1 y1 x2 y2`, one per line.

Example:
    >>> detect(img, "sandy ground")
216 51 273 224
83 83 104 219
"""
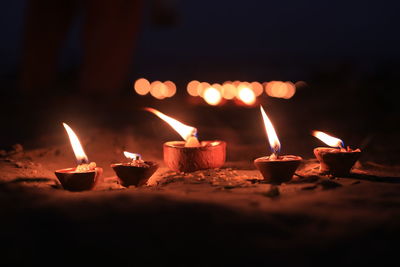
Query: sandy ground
1 125 400 266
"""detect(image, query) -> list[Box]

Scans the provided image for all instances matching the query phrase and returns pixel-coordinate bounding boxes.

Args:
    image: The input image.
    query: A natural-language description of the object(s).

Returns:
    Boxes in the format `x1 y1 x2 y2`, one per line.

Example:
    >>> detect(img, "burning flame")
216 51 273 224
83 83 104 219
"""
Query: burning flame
145 108 197 141
62 123 89 164
260 106 281 156
312 131 344 148
123 151 142 161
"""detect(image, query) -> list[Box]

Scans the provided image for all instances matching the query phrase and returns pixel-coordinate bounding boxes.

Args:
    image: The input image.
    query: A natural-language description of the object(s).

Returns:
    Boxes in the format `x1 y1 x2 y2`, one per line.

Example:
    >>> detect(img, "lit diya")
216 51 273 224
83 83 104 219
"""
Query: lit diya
254 106 302 184
145 107 226 172
55 123 102 191
111 151 159 187
312 131 361 176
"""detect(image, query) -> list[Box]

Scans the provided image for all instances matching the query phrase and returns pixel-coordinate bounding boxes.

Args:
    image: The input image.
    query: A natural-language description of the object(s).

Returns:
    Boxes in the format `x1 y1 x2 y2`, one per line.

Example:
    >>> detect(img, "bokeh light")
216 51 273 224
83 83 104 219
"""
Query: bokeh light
203 87 222 106
150 81 165 99
251 81 263 96
222 82 236 100
134 78 150 95
237 86 256 105
163 81 177 97
197 82 211 97
187 80 200 96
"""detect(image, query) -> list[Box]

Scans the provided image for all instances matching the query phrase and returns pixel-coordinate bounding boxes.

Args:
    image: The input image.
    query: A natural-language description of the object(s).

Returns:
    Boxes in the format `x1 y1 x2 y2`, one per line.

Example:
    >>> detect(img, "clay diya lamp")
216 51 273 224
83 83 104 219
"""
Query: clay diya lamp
312 131 361 176
111 151 159 187
55 123 102 191
145 107 226 172
254 106 302 184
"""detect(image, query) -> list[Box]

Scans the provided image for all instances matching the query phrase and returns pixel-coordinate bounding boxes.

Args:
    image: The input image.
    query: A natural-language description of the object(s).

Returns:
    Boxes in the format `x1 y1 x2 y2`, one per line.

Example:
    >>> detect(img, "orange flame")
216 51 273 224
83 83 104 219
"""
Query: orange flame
123 151 142 160
145 108 197 141
312 131 344 148
62 123 89 164
260 106 281 155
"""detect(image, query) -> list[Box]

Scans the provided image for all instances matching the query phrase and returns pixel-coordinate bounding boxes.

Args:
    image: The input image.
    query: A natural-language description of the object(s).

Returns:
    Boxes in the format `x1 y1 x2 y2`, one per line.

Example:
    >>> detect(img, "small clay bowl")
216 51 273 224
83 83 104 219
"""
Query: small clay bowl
314 147 361 176
254 155 302 184
55 167 102 191
163 140 226 172
111 161 159 187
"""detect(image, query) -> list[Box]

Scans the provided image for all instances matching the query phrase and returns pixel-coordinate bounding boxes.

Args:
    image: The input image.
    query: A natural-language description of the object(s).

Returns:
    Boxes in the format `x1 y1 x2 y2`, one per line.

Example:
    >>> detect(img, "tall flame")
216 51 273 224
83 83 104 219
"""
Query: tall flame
123 151 142 161
260 105 281 155
312 131 344 148
62 123 89 164
145 108 197 141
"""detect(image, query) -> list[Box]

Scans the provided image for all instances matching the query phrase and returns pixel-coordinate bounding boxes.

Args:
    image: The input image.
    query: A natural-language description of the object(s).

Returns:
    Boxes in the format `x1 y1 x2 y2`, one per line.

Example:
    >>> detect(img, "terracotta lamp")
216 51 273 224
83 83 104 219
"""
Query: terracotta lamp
312 131 361 176
254 106 302 184
111 151 159 187
55 123 102 191
145 108 226 172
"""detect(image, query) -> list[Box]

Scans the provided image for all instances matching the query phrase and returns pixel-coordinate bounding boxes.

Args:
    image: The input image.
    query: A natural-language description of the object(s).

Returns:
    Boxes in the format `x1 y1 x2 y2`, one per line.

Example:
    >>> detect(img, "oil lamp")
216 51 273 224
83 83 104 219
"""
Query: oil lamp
111 151 159 187
55 123 102 191
145 107 226 172
312 131 361 176
254 106 302 184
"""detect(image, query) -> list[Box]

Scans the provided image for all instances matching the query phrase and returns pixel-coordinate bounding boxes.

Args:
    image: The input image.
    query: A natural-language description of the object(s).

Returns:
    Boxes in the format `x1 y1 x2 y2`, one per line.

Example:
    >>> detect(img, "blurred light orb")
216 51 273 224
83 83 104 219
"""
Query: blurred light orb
283 81 296 99
150 81 165 99
203 87 222 106
212 83 222 92
163 81 176 97
198 82 211 97
134 78 150 95
187 80 200 96
251 81 263 96
222 83 236 100
237 87 256 105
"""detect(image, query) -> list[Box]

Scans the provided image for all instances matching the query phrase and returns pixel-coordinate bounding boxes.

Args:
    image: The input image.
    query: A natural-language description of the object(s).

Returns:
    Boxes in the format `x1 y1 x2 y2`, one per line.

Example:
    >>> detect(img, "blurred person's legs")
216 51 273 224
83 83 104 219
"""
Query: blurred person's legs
20 0 78 94
79 0 143 94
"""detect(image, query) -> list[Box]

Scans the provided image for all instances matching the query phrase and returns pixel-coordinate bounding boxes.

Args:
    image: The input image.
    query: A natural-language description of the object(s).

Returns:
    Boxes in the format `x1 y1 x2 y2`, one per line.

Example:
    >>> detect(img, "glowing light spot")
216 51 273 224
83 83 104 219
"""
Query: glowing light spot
187 80 200 96
134 78 150 95
251 82 263 96
212 83 222 92
238 86 256 105
283 82 296 99
163 81 176 97
203 87 222 106
222 83 236 100
197 82 211 97
150 81 165 99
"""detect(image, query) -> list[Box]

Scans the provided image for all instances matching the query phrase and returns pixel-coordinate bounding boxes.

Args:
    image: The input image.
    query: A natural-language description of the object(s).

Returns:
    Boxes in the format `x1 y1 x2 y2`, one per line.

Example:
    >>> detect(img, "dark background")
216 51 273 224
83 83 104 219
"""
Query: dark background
0 0 399 161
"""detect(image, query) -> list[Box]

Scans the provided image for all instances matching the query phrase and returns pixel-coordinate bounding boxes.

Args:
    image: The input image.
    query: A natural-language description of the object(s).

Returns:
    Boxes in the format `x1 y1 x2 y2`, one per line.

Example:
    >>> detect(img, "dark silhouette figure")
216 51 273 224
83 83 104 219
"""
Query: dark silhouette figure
20 0 143 94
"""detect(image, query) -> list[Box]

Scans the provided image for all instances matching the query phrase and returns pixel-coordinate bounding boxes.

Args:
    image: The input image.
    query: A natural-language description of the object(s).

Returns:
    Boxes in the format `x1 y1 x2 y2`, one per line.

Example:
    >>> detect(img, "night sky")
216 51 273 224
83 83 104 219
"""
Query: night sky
1 0 399 82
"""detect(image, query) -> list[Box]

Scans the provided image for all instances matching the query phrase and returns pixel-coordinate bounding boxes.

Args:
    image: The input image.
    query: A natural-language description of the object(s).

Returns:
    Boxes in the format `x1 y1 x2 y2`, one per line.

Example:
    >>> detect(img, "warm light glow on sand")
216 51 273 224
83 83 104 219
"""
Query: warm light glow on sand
144 107 197 141
62 123 89 164
203 87 222 105
237 86 256 105
312 131 344 148
187 80 200 96
260 106 281 155
134 78 150 95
